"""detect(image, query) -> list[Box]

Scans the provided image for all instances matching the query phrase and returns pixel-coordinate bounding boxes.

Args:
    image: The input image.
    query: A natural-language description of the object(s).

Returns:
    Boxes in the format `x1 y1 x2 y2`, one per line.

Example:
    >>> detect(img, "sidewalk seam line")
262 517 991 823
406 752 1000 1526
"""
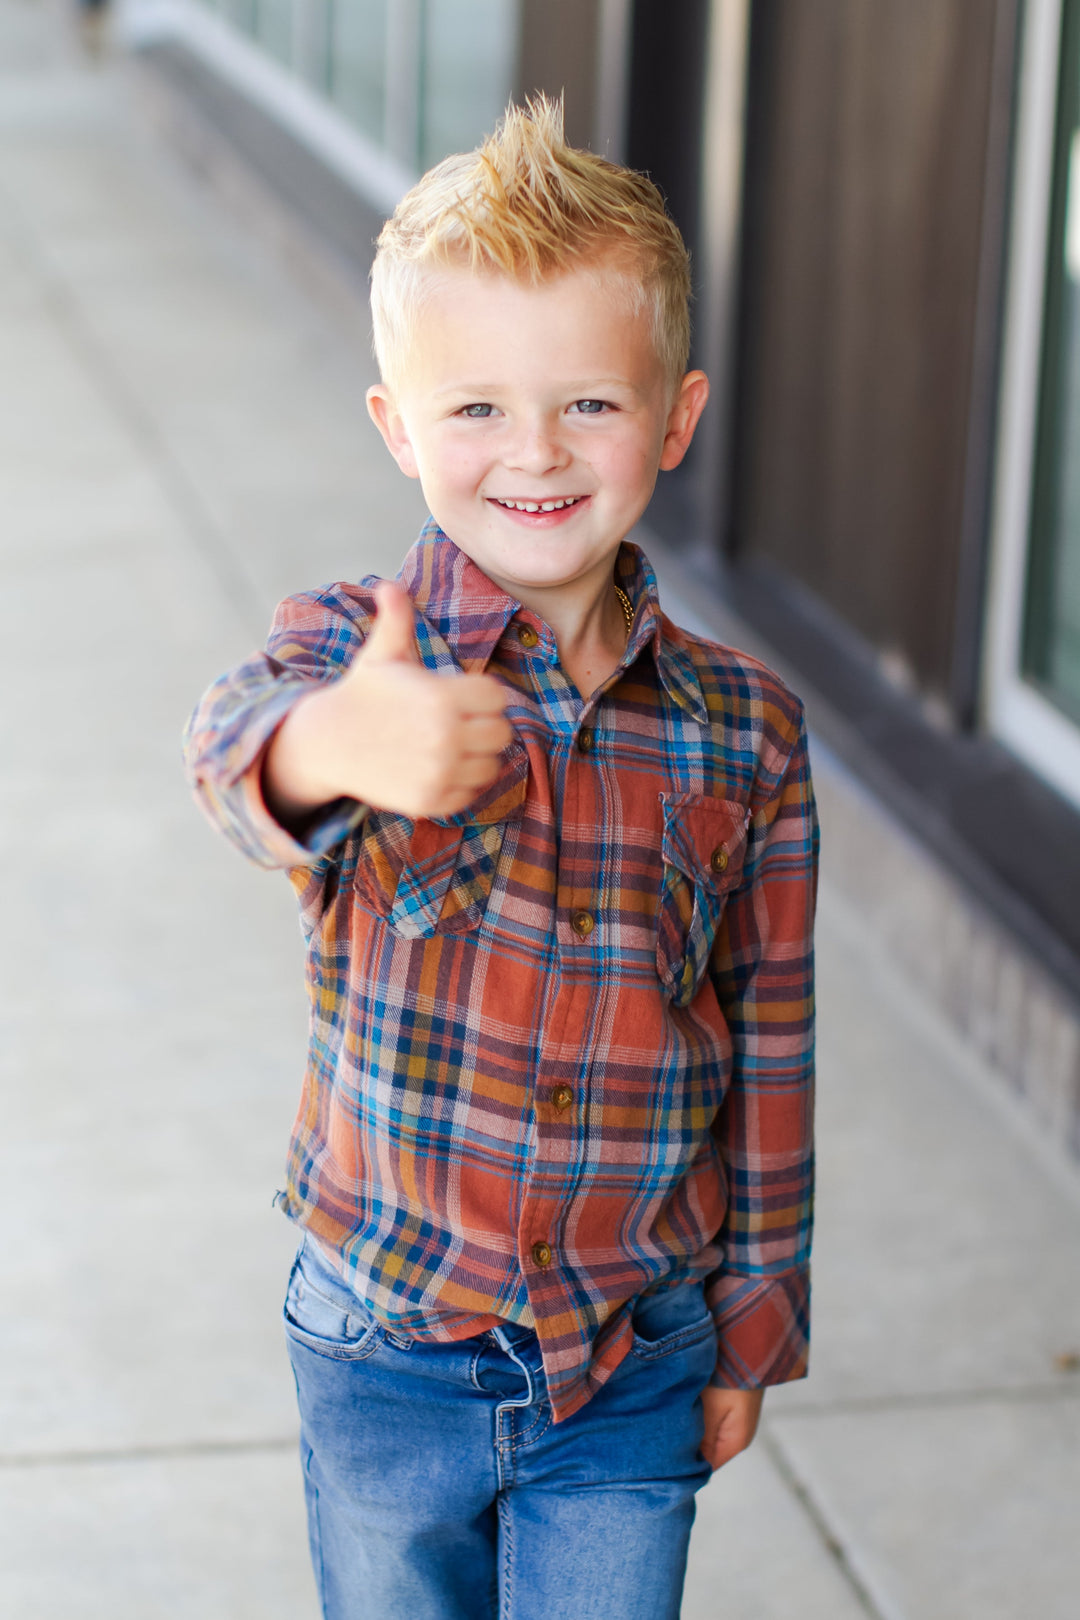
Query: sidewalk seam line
760 1428 901 1620
770 1379 1080 1419
0 1437 298 1469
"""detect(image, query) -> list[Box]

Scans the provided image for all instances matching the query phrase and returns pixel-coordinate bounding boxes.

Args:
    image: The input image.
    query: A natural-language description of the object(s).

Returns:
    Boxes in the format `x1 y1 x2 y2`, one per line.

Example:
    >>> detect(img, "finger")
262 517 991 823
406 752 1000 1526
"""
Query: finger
427 781 492 817
459 716 515 755
704 1434 733 1471
454 673 511 715
416 754 504 815
715 1416 755 1466
362 581 421 666
453 755 508 791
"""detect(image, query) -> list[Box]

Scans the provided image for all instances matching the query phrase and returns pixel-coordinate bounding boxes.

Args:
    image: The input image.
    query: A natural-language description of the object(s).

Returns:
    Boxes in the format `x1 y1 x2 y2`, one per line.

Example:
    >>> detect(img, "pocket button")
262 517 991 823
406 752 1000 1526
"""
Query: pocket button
710 844 729 874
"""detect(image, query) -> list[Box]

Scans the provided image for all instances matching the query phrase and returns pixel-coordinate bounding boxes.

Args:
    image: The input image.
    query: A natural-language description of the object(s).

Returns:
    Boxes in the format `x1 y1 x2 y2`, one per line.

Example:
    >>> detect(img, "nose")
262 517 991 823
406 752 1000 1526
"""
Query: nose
505 412 570 476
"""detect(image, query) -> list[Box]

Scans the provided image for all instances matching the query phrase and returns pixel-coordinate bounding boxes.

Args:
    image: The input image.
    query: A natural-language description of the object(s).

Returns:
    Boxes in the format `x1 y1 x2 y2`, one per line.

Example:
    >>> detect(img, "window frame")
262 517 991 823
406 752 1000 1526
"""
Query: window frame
983 0 1080 808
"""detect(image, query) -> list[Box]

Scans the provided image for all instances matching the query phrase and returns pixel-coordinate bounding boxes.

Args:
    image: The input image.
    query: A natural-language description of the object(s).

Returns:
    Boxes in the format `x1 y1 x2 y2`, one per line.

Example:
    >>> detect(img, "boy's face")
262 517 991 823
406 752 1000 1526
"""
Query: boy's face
367 262 708 606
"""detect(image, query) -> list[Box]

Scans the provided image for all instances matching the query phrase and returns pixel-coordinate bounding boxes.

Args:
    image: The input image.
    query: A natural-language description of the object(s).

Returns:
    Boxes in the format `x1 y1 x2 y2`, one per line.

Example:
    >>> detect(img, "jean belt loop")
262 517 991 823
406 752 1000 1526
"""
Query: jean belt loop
490 1323 537 1410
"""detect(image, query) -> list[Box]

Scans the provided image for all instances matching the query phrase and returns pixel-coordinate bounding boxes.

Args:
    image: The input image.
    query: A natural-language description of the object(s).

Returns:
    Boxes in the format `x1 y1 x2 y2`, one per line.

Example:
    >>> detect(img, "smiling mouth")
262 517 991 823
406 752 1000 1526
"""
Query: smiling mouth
491 495 587 513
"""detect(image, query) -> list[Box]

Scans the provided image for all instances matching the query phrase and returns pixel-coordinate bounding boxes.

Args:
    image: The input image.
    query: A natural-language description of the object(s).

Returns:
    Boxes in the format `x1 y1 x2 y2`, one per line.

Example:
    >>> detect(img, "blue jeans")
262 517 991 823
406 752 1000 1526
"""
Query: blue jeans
283 1235 716 1620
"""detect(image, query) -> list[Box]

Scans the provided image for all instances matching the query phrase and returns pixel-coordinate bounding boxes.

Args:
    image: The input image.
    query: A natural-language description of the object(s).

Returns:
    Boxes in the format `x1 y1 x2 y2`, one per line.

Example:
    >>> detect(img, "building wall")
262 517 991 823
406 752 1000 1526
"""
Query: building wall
513 0 602 149
729 0 1016 714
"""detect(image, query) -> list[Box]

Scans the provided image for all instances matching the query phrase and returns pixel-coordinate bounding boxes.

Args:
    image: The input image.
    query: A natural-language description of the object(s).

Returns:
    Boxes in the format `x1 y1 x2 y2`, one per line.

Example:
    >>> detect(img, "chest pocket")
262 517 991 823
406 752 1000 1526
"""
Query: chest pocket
656 793 751 1008
355 745 529 940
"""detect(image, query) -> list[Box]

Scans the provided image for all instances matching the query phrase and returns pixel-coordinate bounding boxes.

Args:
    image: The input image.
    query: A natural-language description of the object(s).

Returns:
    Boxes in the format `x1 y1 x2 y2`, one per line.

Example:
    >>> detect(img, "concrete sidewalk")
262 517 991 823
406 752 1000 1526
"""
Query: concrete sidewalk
1 5 1078 1616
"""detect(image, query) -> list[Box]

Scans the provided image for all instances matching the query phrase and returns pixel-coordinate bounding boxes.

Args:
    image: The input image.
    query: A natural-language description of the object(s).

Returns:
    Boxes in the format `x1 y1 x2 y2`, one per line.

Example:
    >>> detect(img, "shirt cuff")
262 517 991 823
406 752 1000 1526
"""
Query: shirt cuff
234 742 367 868
189 678 367 869
706 1268 811 1388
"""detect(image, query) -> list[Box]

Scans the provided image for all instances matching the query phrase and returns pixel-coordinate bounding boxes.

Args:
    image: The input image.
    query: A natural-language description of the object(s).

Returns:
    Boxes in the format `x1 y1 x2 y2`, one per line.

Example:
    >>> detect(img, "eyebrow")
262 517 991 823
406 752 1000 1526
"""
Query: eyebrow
431 379 643 400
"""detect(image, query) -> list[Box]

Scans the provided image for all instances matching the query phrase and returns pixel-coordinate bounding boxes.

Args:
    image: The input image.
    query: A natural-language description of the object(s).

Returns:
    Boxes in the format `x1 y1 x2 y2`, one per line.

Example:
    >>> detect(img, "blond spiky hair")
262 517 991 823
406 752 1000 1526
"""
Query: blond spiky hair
370 96 691 389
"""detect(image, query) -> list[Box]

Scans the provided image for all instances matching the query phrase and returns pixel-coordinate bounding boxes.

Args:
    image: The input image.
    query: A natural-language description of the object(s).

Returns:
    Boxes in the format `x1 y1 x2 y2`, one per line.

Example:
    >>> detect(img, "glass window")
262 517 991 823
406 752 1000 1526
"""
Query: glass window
327 0 388 146
1023 0 1080 725
215 0 258 35
253 0 295 68
419 0 518 171
193 0 517 173
292 0 333 93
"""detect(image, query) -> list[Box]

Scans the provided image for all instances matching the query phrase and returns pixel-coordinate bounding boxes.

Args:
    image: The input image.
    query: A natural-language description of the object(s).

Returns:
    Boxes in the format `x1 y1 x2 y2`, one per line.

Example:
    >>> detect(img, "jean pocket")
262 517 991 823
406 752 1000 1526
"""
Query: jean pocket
355 745 528 938
282 1240 383 1361
655 794 750 1008
630 1282 716 1362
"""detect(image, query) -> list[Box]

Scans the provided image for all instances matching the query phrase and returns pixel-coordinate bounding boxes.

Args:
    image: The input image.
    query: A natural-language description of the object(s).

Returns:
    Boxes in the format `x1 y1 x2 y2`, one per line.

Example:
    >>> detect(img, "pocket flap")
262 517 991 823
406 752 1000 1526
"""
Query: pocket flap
659 793 750 891
434 742 530 828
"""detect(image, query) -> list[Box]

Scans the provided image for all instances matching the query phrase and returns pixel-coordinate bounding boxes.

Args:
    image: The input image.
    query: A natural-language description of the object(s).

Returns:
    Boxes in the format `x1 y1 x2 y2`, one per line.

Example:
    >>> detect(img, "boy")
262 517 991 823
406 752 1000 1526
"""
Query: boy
184 98 816 1620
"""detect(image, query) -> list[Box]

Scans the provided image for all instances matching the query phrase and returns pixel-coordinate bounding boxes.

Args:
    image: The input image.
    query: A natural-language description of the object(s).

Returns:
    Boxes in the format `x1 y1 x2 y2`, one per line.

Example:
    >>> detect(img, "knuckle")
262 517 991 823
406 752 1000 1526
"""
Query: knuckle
427 758 463 804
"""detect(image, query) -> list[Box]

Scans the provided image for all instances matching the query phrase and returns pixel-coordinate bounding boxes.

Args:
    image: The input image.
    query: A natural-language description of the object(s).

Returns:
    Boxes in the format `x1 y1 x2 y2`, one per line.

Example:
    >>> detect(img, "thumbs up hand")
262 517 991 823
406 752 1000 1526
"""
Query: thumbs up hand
262 580 513 825
356 577 424 669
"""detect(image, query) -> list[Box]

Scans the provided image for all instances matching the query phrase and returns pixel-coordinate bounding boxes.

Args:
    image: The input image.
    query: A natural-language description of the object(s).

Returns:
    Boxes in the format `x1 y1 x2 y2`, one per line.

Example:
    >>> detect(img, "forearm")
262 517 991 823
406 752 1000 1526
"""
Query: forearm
182 655 341 869
706 707 818 1386
706 970 815 1386
260 682 351 827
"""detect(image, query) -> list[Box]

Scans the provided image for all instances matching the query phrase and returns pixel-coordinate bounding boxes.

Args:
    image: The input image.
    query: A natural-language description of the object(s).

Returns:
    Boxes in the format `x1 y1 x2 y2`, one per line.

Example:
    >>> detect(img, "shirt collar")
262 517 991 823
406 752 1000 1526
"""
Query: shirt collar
397 517 708 725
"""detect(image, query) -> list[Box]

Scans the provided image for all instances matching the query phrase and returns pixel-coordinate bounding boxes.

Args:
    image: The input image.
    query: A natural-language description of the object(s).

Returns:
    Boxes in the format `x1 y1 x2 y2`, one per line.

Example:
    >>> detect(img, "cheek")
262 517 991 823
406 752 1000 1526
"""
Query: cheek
599 434 660 491
408 457 452 501
432 444 489 495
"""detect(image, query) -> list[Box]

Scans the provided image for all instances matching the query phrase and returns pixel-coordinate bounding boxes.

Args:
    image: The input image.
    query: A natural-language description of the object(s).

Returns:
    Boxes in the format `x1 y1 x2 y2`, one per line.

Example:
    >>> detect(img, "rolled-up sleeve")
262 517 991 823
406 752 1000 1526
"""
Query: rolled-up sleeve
181 585 373 869
706 705 818 1387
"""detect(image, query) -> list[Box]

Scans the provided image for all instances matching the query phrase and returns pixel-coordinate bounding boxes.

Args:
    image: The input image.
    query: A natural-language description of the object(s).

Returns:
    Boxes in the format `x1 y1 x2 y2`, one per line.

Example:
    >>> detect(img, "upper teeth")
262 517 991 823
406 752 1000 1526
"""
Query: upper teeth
495 497 580 512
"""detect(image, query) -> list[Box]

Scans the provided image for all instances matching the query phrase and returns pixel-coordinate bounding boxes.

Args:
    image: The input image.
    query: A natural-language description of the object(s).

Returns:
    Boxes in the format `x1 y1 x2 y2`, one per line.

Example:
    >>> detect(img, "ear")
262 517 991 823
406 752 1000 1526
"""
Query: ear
366 384 421 479
658 370 710 471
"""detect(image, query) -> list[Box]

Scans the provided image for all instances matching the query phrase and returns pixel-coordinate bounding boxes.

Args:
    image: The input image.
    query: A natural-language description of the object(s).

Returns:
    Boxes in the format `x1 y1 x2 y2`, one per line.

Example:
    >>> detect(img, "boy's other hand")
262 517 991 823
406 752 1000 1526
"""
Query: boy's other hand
700 1386 765 1471
262 579 513 824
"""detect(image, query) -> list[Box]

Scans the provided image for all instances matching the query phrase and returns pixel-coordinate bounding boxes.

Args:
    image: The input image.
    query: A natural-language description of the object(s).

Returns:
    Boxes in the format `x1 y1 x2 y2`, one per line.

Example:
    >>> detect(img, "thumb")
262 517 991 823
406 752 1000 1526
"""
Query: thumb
361 580 421 666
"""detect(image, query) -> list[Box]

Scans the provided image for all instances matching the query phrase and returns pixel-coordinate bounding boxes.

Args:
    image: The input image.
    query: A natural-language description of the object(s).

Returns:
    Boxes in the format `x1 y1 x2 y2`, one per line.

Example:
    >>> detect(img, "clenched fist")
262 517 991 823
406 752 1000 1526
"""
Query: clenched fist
262 580 513 825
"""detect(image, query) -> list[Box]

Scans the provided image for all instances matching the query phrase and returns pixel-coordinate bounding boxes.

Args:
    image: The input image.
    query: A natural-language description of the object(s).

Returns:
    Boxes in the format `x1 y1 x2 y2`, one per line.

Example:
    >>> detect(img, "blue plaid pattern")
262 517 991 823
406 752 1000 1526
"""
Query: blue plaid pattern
183 521 818 1421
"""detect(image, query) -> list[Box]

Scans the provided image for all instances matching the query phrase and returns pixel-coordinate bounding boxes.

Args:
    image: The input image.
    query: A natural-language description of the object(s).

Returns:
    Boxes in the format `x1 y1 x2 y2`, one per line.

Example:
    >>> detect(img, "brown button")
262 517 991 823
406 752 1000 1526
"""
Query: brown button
551 1084 574 1111
531 1241 552 1268
570 909 595 938
517 624 539 649
710 845 729 874
577 728 594 753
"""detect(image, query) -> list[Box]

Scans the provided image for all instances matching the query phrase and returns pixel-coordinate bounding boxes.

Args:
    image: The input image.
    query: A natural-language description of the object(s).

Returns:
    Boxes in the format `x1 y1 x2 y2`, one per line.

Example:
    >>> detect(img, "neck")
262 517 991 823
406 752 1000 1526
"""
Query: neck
510 568 630 698
531 580 624 648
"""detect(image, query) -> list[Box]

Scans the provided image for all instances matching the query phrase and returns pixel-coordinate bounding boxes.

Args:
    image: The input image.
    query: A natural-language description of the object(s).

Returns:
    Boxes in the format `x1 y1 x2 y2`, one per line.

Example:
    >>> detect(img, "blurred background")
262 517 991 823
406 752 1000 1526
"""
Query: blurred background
1 0 1078 1615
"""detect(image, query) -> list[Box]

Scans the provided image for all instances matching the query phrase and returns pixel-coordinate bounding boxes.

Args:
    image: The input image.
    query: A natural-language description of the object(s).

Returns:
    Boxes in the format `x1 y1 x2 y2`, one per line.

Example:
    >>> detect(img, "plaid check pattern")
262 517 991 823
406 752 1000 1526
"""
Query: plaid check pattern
183 521 818 1422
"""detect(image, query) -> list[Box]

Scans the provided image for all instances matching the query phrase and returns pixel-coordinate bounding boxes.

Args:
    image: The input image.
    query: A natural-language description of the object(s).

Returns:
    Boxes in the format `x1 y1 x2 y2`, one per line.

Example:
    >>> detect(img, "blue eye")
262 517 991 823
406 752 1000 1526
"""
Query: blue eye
461 403 494 418
570 399 608 415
